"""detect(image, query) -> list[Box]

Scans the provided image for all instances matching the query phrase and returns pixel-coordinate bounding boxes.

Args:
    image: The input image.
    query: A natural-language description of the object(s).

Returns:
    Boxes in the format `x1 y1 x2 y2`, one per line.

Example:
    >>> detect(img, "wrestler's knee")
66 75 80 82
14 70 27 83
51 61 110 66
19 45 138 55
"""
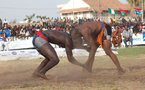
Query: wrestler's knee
67 56 74 63
40 60 47 65
104 49 111 56
53 59 60 65
43 59 49 63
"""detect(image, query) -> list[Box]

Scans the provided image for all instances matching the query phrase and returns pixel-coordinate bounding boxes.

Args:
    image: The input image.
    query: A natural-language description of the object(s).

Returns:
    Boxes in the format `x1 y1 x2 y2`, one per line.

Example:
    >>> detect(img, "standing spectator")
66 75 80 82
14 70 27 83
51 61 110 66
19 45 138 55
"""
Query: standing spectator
122 26 133 48
0 18 2 29
11 26 17 41
0 32 6 51
39 18 43 26
0 28 3 34
3 19 8 27
112 26 122 48
4 27 11 41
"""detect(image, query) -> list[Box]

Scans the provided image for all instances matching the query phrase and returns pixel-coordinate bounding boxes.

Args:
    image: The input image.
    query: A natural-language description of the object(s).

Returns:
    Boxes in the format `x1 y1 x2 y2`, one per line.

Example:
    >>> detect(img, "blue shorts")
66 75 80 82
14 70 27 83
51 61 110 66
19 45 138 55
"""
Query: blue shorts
32 35 47 50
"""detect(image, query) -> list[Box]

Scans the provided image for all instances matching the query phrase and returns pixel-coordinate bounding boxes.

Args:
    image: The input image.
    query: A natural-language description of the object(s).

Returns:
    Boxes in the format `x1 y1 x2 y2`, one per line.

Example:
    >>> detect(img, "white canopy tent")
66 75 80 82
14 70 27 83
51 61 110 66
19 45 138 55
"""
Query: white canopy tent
59 0 91 19
60 0 90 11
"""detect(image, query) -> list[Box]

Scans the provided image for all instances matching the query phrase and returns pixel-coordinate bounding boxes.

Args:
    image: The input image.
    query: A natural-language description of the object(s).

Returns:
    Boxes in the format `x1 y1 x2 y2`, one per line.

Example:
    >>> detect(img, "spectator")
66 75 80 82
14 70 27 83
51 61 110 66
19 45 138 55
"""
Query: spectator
4 27 11 41
42 24 47 31
20 28 25 40
0 18 2 29
28 26 35 37
0 28 3 34
3 19 8 27
11 26 17 41
0 32 6 51
112 26 122 48
56 25 62 31
119 26 124 33
122 26 133 48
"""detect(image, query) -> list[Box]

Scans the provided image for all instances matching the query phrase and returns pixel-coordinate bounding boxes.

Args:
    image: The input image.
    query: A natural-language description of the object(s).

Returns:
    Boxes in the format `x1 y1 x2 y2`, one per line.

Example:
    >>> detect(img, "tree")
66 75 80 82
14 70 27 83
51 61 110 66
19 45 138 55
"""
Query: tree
24 13 35 23
127 0 144 16
36 15 47 20
126 0 140 7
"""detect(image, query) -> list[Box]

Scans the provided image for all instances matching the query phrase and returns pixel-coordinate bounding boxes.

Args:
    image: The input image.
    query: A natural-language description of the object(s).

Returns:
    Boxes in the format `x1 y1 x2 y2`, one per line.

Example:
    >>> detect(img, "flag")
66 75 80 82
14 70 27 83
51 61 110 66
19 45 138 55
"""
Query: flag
119 8 128 16
108 8 117 15
92 9 97 16
134 8 143 15
97 8 103 13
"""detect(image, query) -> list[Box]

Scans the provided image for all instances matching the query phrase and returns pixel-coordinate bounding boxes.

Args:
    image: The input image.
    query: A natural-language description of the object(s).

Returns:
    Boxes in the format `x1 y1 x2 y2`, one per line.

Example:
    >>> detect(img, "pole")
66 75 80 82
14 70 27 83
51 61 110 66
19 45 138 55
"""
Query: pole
142 0 144 22
98 0 100 18
73 0 74 20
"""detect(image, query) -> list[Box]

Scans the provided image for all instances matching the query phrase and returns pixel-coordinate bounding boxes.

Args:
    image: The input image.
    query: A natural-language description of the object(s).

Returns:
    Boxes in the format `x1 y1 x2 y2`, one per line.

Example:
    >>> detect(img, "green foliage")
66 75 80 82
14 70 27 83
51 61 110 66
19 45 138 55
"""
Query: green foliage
24 14 47 23
36 15 47 19
20 83 38 88
24 13 35 23
127 0 145 7
117 46 145 59
112 88 118 90
92 9 97 17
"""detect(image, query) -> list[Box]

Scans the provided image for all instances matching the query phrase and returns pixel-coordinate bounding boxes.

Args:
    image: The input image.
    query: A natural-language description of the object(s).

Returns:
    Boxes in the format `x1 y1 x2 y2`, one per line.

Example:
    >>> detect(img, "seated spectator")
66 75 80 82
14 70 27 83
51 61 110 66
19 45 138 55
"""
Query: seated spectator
112 26 122 48
56 25 62 31
42 24 47 31
28 26 35 37
142 27 145 33
122 26 133 48
20 29 25 40
119 26 124 33
25 29 30 39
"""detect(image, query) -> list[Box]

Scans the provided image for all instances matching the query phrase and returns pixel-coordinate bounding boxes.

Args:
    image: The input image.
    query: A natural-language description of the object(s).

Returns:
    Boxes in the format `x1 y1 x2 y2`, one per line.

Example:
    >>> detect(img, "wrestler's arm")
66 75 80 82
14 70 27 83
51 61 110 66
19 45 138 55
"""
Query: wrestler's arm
65 39 84 67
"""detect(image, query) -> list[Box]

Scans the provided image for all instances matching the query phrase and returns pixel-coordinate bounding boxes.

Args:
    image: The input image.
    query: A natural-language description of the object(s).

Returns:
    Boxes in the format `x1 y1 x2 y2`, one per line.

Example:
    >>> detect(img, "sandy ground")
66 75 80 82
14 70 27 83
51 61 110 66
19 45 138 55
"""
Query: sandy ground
0 55 145 90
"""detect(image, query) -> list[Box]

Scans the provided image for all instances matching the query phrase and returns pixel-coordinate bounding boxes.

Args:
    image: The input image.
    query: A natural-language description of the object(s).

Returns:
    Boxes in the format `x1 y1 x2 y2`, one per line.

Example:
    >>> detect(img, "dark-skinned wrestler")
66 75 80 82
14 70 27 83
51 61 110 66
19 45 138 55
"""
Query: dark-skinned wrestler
70 20 125 73
32 30 84 79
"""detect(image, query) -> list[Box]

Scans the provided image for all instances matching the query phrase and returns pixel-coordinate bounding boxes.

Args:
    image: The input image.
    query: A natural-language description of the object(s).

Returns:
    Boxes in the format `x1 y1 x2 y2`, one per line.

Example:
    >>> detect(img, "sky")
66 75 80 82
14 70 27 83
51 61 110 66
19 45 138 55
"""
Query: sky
0 0 127 22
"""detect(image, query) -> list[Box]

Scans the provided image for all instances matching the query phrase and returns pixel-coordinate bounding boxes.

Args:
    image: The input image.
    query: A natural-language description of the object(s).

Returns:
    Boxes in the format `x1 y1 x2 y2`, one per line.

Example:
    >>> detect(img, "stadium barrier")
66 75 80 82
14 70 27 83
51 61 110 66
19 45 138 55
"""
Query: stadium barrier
1 32 145 60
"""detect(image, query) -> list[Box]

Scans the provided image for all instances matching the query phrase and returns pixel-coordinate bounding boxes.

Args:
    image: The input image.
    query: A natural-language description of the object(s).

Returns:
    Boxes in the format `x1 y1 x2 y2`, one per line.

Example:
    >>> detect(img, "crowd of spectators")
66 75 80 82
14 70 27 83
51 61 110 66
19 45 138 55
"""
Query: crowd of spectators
0 17 96 41
0 16 144 50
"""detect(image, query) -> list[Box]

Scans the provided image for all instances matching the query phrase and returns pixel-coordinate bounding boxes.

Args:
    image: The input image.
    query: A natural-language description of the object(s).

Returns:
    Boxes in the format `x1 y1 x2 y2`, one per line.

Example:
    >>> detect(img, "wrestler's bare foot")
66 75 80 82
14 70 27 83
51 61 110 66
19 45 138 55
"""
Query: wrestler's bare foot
33 72 48 80
82 64 92 73
118 69 125 75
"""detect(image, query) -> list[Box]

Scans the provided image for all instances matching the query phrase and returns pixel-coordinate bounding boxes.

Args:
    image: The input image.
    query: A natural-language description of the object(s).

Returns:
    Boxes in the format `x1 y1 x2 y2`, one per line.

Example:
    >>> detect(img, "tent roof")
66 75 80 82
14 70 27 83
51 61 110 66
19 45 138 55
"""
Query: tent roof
58 0 131 13
59 0 90 13
84 0 130 10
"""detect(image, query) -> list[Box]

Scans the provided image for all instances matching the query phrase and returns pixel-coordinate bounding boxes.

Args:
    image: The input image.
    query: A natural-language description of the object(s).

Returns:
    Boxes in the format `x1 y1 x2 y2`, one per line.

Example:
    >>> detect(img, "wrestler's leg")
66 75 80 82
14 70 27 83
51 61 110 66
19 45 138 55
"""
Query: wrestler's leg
82 34 98 72
33 59 49 75
103 40 124 73
112 41 116 48
35 43 60 79
84 45 98 72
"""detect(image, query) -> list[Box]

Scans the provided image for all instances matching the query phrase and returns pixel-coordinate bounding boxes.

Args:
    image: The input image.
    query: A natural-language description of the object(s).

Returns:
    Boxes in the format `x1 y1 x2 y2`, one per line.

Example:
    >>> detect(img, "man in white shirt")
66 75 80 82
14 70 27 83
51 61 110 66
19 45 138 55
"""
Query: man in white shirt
122 26 133 47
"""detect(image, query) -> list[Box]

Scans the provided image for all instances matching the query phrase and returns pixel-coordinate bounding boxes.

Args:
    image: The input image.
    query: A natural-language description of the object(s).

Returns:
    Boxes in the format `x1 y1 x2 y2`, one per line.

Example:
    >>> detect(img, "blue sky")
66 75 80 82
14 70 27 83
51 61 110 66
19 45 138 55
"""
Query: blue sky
0 0 127 22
